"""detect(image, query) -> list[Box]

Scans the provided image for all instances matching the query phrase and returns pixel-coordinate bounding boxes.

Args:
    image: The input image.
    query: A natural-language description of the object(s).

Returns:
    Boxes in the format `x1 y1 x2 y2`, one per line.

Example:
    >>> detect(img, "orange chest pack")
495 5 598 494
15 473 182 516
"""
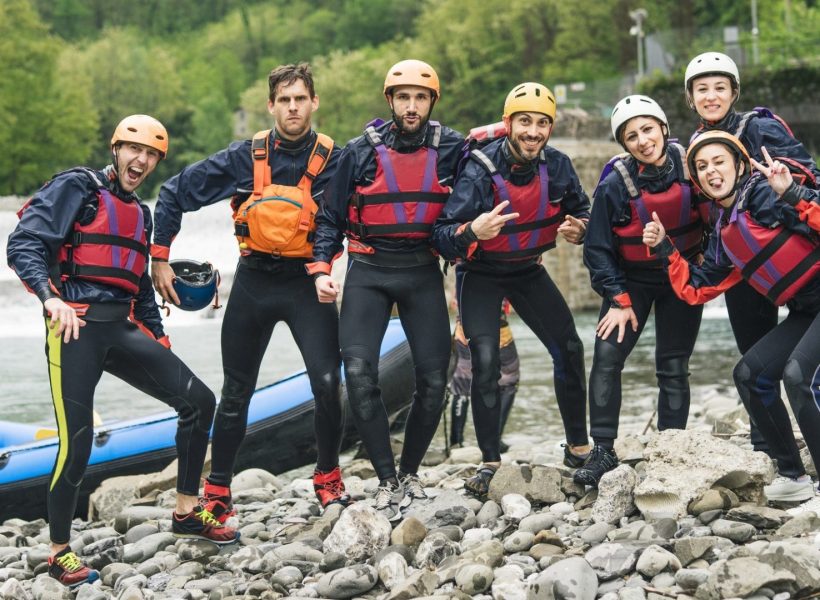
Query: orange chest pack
233 130 333 258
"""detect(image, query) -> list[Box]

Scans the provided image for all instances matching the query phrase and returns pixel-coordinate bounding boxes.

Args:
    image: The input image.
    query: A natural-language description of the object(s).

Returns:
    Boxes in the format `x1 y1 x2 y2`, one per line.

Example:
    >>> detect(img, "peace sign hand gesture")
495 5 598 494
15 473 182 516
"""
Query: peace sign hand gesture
470 201 520 240
750 146 793 198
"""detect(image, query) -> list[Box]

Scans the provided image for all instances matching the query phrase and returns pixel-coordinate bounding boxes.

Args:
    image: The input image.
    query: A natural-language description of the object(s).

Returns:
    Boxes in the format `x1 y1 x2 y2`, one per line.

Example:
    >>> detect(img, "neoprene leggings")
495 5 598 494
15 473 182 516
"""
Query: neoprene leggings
733 308 820 479
208 262 343 485
458 264 589 463
340 259 450 482
45 317 215 543
588 279 703 445
725 280 780 453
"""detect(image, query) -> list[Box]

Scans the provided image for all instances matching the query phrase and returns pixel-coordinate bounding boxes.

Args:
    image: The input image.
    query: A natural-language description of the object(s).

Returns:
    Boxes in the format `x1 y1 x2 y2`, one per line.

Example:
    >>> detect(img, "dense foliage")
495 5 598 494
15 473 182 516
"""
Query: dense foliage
1 0 817 194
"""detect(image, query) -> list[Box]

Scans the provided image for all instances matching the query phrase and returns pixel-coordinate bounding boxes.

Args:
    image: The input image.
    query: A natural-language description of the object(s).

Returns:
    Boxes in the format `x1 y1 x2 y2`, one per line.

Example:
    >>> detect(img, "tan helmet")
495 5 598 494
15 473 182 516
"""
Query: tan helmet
111 114 169 158
686 131 751 199
684 52 740 108
503 82 557 122
383 59 440 99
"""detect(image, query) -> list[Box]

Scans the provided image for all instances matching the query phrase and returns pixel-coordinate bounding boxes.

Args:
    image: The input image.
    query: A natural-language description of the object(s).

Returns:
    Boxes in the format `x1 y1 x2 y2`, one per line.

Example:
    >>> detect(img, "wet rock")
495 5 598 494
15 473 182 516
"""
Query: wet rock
316 564 378 598
527 556 598 600
635 544 681 577
726 506 790 530
488 464 564 505
453 563 492 595
390 517 426 547
634 430 773 520
710 518 756 543
322 503 391 562
592 465 637 525
501 494 532 521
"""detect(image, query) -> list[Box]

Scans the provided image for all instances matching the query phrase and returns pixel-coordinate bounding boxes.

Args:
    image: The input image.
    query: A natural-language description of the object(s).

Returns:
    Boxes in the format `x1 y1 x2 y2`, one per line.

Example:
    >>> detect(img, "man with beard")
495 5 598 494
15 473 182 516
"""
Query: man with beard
152 63 351 516
310 59 463 520
432 82 591 497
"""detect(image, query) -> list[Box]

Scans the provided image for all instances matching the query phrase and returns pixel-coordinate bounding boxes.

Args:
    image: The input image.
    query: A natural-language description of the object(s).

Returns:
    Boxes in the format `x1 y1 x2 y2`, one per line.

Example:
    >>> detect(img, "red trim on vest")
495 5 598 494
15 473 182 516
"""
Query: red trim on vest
58 190 147 294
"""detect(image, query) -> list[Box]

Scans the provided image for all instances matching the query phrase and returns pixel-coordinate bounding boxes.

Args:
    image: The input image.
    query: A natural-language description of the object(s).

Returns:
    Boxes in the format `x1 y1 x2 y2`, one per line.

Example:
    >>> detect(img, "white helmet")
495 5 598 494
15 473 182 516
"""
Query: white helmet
684 52 740 92
610 95 668 142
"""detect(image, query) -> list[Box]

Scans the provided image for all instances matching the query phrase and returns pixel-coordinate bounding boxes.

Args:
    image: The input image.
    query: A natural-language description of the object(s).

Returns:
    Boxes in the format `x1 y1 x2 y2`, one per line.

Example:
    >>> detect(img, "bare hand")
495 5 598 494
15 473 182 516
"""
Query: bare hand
315 275 339 303
43 297 86 343
596 306 638 343
557 214 586 244
151 260 180 306
470 201 520 240
642 211 666 248
750 146 793 197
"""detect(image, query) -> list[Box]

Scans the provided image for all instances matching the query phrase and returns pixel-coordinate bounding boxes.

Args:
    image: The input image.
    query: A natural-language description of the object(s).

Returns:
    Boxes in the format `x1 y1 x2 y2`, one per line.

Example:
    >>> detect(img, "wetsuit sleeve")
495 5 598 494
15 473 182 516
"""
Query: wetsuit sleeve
131 206 165 339
748 117 820 181
655 236 742 305
583 176 630 305
312 146 356 266
436 127 467 187
780 182 820 232
6 175 91 303
153 140 252 257
746 177 819 238
431 159 494 261
555 155 591 223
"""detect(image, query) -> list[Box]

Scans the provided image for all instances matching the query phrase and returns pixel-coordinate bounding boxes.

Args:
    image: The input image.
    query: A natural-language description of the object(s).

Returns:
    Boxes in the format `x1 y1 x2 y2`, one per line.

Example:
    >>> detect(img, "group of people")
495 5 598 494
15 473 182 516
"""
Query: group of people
6 51 818 589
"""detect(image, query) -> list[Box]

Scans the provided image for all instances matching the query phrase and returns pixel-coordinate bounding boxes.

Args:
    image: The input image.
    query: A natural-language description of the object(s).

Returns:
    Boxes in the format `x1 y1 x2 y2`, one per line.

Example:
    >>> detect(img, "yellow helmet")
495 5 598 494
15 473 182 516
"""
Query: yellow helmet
111 114 168 158
384 59 440 99
503 83 557 121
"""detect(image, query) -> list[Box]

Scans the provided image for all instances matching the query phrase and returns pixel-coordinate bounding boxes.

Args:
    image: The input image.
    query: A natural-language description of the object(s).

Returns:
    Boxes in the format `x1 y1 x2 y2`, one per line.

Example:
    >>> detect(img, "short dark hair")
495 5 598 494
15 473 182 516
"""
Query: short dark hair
268 63 315 102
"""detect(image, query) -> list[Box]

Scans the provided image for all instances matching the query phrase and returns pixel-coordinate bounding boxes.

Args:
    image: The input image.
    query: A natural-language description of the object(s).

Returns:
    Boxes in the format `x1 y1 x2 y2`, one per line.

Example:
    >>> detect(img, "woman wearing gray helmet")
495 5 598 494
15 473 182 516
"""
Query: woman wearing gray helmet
576 95 708 487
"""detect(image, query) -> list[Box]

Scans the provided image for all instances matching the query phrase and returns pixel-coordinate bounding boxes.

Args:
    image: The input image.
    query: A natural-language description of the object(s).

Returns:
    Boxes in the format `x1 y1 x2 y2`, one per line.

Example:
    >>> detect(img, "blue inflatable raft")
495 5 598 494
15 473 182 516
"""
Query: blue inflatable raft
0 318 414 520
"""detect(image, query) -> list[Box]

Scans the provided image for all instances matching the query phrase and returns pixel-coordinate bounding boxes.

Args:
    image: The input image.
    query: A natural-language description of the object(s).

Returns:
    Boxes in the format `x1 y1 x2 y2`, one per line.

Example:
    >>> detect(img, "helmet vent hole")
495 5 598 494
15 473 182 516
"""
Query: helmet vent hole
421 73 431 78
127 127 138 133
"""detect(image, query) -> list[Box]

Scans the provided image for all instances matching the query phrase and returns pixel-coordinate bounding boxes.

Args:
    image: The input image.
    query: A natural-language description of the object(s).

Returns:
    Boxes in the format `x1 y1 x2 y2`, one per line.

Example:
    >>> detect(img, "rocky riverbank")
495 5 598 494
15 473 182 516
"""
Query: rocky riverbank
1 394 819 600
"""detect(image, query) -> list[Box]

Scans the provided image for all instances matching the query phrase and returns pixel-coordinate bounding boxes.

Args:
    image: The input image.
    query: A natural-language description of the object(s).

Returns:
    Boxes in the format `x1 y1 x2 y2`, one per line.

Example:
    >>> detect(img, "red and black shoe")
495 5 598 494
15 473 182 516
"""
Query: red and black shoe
313 466 352 508
172 506 240 545
48 547 100 588
201 480 235 524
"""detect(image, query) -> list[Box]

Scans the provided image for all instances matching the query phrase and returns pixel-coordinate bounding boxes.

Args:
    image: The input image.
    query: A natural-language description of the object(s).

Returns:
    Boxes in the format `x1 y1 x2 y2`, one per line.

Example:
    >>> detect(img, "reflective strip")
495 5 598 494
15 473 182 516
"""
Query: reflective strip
46 321 68 491
670 143 690 182
732 112 755 139
613 159 640 198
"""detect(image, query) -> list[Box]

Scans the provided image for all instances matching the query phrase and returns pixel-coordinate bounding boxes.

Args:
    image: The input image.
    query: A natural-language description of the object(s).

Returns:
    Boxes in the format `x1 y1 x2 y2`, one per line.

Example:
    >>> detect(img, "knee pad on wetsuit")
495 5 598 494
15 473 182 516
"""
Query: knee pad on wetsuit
470 337 500 408
783 358 812 416
415 368 446 421
63 425 94 487
656 356 690 411
344 357 380 422
310 369 341 406
590 342 624 407
219 371 254 418
180 376 216 434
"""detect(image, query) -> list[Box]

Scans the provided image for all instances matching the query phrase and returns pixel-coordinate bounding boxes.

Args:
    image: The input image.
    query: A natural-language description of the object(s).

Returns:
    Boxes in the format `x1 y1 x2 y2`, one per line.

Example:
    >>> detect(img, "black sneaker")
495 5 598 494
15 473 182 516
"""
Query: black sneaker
562 443 591 469
573 445 618 487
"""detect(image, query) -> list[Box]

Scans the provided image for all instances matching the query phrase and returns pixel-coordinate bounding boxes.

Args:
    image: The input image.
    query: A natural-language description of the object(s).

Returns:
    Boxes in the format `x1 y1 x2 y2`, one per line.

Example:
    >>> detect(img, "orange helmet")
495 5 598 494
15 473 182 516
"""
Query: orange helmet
686 131 751 199
384 60 440 99
111 114 169 158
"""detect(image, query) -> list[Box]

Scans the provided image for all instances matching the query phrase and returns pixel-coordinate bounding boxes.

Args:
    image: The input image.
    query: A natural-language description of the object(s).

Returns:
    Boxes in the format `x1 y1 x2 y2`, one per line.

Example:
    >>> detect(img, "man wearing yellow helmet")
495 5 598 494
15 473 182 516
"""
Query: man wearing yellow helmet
432 82 591 497
310 59 464 520
7 115 238 588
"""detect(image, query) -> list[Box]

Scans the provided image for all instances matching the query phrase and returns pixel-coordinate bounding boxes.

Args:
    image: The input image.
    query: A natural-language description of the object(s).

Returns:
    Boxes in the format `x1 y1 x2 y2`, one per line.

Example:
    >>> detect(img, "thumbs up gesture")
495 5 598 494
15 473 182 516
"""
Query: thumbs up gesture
642 211 666 248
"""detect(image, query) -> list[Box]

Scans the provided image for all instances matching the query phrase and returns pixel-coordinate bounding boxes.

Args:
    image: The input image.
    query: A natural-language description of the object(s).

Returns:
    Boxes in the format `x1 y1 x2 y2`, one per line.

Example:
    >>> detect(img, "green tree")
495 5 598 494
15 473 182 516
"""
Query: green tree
0 0 96 194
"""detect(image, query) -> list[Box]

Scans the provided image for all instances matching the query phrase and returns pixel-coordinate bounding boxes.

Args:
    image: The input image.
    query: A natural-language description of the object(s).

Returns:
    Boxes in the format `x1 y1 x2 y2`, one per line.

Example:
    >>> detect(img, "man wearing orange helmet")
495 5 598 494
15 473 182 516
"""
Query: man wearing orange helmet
310 59 464 519
7 115 238 589
432 83 591 497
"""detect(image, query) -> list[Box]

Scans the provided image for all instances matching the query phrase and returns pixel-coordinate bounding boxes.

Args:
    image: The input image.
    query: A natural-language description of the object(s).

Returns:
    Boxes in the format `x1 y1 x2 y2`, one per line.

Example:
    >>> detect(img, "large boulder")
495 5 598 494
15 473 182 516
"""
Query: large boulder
592 465 637 525
488 464 564 505
633 430 773 520
323 504 391 562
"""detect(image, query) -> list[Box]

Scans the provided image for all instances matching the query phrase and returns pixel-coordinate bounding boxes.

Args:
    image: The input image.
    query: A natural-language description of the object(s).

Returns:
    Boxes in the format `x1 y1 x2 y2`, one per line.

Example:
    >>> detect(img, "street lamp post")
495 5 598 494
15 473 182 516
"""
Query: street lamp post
629 8 648 82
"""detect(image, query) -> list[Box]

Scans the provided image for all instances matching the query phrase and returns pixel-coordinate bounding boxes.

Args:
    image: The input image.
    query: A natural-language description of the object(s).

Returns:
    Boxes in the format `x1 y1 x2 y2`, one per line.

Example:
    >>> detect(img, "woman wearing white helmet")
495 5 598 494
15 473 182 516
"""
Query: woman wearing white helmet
575 95 708 487
685 51 820 471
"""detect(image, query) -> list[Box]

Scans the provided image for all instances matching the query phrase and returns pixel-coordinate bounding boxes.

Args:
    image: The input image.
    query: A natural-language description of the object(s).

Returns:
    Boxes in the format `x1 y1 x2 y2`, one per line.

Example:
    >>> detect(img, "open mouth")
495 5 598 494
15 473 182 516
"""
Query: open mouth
126 166 143 184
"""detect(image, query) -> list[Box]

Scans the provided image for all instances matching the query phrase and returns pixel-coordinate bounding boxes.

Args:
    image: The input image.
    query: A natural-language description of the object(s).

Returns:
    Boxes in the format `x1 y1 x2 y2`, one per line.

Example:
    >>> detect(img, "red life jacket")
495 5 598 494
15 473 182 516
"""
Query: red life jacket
611 144 704 267
718 175 820 306
347 121 450 240
57 174 148 295
472 148 562 261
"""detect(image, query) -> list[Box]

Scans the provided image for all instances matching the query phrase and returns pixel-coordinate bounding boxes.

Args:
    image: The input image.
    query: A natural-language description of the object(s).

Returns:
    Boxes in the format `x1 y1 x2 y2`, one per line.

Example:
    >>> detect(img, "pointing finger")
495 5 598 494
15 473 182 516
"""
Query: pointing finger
489 201 510 216
761 146 774 166
749 157 768 176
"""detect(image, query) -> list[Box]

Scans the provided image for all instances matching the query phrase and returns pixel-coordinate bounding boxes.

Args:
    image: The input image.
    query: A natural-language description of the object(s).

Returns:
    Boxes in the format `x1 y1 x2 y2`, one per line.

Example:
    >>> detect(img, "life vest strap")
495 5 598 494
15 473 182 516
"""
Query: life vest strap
351 191 449 207
740 227 792 281
766 245 820 303
617 220 702 245
482 241 557 260
70 232 148 255
348 222 434 238
251 130 272 195
500 213 562 234
303 133 334 181
60 264 141 287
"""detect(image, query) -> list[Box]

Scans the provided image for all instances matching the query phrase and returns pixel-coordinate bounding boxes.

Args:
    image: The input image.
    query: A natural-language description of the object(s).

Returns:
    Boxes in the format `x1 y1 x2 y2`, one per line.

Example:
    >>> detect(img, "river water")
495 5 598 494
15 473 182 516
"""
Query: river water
1 204 742 448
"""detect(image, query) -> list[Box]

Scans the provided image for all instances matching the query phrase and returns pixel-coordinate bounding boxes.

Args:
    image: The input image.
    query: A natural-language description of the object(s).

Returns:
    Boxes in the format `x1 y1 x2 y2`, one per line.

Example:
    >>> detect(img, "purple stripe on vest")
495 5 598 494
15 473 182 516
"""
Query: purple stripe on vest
414 147 439 224
632 195 652 226
100 189 121 268
527 163 550 250
374 143 405 223
124 203 144 272
493 175 519 251
733 207 783 283
678 184 692 229
721 237 773 292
